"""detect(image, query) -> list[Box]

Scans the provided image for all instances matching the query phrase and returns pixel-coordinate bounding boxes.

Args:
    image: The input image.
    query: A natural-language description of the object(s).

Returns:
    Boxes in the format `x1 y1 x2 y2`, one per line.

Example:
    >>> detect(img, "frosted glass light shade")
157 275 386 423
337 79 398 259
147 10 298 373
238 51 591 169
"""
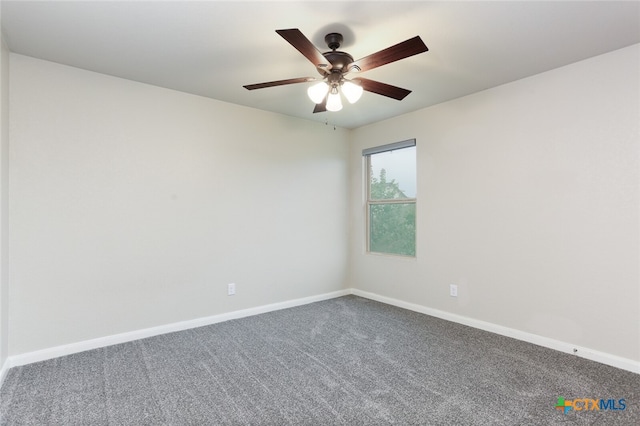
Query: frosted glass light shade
307 81 329 104
342 81 363 104
326 91 343 111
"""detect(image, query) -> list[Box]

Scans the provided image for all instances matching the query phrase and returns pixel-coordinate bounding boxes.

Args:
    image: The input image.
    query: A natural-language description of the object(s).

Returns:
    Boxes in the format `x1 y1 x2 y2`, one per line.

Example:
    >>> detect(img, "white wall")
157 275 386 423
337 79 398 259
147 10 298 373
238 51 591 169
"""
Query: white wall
8 54 349 355
0 9 10 370
6 43 639 366
348 45 640 362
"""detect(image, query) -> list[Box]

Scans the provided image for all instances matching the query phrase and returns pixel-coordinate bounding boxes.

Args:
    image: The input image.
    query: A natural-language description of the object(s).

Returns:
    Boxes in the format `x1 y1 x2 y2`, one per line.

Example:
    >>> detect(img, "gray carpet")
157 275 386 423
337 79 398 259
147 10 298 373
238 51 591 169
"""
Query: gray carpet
1 295 638 425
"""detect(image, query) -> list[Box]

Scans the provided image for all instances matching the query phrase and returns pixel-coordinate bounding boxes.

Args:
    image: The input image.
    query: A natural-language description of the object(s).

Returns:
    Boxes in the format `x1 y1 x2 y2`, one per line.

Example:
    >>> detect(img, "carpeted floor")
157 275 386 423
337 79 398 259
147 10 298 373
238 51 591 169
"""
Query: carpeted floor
1 295 638 425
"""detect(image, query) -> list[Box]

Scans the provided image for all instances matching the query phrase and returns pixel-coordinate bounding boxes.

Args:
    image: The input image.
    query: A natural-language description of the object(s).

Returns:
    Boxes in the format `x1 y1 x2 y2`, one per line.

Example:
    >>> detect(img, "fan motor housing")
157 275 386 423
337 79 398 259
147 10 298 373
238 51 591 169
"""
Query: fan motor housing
319 51 354 75
317 32 354 76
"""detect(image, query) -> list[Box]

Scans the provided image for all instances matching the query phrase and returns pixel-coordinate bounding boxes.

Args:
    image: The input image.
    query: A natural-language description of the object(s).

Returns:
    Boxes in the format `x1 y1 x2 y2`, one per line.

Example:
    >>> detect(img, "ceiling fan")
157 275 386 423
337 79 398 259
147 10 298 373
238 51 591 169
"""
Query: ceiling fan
243 29 428 113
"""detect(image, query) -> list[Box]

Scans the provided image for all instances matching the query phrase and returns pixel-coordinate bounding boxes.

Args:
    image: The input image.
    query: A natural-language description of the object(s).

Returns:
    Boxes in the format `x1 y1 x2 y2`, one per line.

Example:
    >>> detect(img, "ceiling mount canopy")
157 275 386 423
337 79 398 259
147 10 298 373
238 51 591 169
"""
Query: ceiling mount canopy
243 28 428 113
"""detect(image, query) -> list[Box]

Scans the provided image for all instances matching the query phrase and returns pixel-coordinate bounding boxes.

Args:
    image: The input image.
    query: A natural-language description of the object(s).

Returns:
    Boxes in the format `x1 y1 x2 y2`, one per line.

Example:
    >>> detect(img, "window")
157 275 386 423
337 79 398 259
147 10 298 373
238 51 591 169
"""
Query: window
364 140 416 257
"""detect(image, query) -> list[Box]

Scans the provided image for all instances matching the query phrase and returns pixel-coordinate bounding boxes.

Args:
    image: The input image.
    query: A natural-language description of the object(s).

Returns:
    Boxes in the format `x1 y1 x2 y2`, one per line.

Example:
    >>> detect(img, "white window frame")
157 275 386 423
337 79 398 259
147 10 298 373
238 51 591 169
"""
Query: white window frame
364 139 417 257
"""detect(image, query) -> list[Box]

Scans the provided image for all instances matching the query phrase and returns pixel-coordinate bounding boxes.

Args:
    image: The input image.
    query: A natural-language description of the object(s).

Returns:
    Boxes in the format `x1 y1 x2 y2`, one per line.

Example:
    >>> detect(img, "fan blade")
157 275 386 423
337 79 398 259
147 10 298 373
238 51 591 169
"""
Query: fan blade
276 29 332 71
313 97 327 113
348 36 428 73
352 77 412 100
243 77 315 90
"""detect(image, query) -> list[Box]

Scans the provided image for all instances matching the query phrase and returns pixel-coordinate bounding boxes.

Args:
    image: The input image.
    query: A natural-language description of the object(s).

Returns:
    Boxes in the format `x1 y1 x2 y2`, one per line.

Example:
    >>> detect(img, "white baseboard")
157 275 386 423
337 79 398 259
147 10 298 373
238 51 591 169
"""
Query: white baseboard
351 288 639 375
0 357 9 389
4 287 638 378
8 289 351 368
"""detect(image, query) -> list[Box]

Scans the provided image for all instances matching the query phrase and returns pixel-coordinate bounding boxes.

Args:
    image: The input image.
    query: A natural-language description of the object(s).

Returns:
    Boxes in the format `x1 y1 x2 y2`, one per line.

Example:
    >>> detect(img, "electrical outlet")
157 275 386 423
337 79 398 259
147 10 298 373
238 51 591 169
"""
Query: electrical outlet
450 284 458 297
227 283 236 296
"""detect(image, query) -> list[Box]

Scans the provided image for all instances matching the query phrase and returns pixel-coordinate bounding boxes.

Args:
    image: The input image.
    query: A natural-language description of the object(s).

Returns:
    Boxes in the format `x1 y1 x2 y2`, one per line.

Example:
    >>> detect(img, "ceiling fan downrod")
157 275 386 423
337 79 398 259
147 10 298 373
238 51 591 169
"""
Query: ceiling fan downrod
324 33 343 50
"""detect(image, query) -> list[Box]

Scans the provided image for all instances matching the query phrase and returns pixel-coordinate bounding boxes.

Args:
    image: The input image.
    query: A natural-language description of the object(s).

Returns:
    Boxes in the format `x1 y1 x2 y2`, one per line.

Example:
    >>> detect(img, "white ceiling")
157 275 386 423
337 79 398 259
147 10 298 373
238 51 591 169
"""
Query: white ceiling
2 1 639 129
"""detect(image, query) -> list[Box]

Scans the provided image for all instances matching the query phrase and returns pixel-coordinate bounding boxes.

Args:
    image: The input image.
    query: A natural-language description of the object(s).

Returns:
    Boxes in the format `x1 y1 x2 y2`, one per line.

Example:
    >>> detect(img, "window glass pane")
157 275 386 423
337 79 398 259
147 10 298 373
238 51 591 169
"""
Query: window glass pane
369 203 416 256
369 146 416 199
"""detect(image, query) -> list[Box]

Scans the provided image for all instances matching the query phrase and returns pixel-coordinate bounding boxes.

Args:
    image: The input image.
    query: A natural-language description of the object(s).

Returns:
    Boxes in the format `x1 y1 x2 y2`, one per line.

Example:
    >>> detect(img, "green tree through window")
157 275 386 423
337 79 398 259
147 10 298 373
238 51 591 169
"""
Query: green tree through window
365 141 416 257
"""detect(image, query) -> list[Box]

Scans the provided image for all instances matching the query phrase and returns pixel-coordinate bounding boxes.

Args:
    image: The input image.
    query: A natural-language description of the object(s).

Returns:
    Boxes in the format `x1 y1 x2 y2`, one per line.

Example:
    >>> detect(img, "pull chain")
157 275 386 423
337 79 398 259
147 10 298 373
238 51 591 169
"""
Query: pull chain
324 119 337 131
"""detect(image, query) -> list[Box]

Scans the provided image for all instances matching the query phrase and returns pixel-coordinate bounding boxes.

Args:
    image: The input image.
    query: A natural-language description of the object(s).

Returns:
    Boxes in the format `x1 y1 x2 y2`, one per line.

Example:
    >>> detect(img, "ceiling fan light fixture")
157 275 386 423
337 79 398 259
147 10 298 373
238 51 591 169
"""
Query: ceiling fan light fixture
244 29 429 114
326 88 343 112
341 80 363 104
307 81 329 104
